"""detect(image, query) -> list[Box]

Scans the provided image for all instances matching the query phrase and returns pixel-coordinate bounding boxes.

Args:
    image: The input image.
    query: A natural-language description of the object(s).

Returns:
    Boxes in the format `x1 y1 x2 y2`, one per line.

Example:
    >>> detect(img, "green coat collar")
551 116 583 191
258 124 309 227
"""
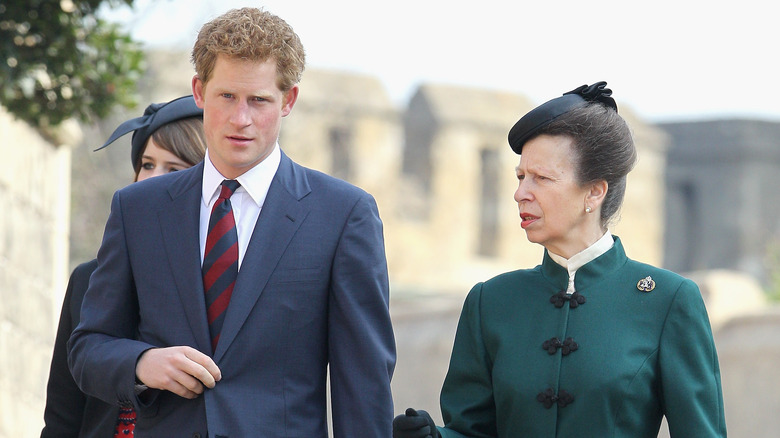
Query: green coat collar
540 236 628 293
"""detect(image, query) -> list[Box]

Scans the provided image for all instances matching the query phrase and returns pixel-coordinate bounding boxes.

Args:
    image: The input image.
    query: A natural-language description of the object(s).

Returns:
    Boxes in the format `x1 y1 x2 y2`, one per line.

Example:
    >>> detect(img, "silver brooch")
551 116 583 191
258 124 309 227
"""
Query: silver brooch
637 276 656 292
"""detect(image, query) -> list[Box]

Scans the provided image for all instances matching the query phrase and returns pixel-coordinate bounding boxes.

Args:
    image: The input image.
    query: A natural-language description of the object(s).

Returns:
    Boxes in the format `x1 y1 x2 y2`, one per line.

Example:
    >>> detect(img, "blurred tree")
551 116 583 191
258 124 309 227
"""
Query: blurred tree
0 0 144 140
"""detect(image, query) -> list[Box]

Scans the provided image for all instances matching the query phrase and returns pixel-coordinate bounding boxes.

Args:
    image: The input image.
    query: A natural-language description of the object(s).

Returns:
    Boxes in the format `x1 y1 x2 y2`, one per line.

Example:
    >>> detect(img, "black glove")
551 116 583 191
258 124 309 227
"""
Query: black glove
393 407 441 438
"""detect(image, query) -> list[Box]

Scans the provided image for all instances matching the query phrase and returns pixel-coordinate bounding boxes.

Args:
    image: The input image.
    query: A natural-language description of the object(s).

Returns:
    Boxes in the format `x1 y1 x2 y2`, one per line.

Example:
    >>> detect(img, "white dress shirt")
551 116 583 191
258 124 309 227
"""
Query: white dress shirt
199 145 281 269
548 231 615 294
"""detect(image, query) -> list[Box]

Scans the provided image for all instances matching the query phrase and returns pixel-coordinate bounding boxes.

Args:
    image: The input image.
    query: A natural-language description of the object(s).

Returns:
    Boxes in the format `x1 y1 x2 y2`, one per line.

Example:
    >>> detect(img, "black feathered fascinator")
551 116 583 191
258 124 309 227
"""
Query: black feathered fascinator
508 81 617 154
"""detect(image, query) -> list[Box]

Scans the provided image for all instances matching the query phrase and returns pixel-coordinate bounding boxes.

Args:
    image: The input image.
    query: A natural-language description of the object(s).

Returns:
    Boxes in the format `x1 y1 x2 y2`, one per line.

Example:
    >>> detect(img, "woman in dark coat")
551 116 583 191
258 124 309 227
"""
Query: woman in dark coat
41 96 206 438
393 82 726 437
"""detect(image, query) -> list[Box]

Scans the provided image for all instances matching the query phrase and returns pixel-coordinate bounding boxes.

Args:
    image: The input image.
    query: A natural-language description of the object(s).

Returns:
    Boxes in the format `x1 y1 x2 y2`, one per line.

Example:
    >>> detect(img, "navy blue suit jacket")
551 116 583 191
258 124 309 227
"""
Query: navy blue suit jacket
69 152 396 437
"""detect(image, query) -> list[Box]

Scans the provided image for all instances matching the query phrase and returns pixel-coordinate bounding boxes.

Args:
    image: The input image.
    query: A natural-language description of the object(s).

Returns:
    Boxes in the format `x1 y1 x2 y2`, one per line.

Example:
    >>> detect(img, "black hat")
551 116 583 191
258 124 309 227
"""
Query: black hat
508 81 617 154
95 95 203 169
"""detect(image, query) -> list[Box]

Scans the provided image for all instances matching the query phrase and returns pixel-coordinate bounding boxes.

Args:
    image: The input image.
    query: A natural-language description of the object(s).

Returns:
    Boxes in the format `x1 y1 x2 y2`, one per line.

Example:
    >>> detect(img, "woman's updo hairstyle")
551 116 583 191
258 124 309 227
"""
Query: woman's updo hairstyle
537 103 636 227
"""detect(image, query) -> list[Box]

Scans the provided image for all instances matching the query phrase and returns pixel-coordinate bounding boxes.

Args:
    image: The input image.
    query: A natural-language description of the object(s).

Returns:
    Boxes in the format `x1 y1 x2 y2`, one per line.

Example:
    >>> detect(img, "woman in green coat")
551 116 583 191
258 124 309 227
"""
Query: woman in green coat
393 82 726 437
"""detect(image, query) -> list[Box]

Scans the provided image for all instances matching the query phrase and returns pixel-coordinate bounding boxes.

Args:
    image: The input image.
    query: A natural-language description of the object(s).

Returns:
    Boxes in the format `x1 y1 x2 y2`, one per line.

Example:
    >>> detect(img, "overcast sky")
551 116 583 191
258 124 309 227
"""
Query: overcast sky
102 0 779 123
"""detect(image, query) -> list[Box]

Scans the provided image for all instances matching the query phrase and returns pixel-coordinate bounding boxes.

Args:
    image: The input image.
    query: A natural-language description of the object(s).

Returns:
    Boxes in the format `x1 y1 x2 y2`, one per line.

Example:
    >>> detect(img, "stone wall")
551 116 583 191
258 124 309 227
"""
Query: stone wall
715 307 780 437
0 107 73 437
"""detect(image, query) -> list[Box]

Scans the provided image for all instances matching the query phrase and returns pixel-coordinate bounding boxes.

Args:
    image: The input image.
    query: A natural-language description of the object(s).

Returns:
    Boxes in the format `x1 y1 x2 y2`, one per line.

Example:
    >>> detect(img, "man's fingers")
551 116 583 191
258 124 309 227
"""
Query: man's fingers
165 372 202 399
182 347 221 388
172 367 208 395
136 346 222 396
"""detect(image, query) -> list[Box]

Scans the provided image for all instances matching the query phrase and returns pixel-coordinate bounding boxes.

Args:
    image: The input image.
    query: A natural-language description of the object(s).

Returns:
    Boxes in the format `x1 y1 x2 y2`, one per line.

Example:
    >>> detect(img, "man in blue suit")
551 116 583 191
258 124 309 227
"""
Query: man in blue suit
69 7 396 437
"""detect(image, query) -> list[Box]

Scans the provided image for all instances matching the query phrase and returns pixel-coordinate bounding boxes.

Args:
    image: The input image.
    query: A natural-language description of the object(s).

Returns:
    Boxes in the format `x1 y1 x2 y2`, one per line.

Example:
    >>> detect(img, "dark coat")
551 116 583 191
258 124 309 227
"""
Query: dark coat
41 259 119 438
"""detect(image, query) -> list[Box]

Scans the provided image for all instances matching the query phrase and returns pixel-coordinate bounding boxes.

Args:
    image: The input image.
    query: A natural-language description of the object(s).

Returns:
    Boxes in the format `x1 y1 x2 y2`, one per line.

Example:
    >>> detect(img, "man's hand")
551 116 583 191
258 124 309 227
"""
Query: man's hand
136 346 221 399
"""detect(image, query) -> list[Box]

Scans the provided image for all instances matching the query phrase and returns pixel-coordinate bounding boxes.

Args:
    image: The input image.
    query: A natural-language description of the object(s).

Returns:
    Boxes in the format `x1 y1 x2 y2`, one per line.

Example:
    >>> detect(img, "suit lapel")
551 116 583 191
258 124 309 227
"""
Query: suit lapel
214 153 311 361
157 162 212 354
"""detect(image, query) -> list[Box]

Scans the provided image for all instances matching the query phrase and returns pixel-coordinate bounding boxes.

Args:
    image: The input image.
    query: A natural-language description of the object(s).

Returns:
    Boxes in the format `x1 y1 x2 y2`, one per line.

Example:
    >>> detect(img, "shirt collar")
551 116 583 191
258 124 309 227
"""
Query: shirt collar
202 143 281 208
548 230 614 274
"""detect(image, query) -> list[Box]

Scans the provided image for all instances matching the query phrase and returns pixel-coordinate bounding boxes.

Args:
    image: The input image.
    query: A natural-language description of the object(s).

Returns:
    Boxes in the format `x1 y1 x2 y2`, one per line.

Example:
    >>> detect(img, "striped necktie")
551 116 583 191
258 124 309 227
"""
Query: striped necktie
203 179 241 352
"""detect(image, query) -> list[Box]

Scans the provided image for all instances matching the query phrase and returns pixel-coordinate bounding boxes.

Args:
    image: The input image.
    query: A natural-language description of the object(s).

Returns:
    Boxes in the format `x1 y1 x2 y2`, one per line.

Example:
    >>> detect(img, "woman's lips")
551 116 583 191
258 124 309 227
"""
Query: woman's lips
520 213 539 229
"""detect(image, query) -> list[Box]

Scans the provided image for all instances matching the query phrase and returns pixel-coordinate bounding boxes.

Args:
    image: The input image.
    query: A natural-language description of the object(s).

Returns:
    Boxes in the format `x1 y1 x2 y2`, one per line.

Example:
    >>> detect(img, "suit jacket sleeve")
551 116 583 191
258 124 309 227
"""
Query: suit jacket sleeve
659 278 727 437
438 283 498 438
68 191 157 408
326 193 396 437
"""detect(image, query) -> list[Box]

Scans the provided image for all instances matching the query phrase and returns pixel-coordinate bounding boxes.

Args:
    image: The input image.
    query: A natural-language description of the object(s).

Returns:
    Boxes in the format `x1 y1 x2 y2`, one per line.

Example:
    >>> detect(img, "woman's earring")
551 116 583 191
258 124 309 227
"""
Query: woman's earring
585 206 592 213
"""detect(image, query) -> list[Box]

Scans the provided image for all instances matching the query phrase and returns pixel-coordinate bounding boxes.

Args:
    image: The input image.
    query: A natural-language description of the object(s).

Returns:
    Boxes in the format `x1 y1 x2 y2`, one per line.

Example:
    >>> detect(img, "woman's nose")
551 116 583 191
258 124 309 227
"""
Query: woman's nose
514 181 528 203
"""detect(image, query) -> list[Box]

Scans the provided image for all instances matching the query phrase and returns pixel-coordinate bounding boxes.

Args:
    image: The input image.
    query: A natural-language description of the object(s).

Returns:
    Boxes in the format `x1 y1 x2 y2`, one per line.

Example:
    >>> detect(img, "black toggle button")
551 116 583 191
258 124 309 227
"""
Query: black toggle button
542 337 578 355
536 388 574 409
550 291 586 308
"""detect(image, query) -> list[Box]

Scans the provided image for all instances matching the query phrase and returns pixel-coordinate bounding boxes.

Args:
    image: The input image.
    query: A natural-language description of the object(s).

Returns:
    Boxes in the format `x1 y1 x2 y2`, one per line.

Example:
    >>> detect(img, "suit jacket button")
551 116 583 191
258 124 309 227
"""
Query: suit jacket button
192 433 202 438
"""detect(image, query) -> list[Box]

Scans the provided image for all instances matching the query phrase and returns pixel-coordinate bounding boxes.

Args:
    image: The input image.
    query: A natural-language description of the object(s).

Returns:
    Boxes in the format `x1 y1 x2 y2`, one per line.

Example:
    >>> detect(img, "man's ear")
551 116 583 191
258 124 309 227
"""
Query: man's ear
192 75 206 108
281 85 299 117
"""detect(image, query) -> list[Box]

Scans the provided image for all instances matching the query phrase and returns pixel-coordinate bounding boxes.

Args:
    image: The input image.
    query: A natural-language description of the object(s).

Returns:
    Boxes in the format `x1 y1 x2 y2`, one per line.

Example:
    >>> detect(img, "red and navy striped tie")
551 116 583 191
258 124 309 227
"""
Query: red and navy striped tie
203 179 241 352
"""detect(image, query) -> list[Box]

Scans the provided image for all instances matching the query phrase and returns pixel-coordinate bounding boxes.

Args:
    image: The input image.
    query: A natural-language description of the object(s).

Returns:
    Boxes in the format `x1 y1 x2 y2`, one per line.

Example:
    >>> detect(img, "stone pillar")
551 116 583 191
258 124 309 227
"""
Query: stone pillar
0 106 74 437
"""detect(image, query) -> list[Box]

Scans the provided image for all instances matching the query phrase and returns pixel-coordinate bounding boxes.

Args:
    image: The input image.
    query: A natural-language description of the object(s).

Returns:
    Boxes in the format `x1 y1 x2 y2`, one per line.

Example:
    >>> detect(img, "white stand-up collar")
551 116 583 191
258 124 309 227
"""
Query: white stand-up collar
548 231 614 294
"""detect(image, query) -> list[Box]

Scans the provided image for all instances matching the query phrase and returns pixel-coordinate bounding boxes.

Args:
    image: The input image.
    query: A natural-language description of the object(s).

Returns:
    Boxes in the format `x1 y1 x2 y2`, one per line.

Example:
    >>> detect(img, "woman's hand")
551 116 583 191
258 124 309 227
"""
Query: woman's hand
393 408 440 438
